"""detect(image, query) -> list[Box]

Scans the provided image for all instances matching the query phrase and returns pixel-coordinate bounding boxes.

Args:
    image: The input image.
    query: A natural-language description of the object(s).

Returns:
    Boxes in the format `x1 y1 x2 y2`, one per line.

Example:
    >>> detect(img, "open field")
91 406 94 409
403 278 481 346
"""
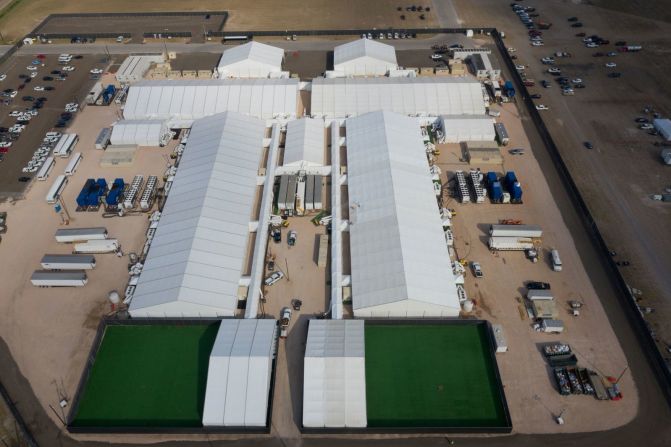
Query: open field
0 0 438 43
71 323 219 428
364 324 508 428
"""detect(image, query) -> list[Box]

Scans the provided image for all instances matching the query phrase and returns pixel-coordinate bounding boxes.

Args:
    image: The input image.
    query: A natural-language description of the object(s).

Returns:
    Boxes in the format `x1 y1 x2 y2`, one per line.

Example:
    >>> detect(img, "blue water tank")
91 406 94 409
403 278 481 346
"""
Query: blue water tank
486 171 498 186
76 179 95 207
491 181 503 202
511 182 523 202
505 171 518 190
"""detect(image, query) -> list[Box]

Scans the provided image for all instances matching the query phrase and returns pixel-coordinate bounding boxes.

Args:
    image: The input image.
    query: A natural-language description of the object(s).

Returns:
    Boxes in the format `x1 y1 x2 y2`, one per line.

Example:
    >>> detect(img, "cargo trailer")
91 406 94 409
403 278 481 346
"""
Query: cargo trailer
490 224 542 238
95 127 112 150
53 133 78 158
46 175 68 204
488 236 535 251
31 270 88 287
55 227 108 243
73 239 119 254
36 156 55 181
313 176 323 210
317 234 329 267
64 152 82 176
40 254 96 270
527 289 554 301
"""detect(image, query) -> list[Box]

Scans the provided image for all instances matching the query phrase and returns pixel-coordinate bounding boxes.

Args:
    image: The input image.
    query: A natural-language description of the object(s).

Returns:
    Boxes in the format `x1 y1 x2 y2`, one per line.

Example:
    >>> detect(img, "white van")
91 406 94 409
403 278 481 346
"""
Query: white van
551 249 563 272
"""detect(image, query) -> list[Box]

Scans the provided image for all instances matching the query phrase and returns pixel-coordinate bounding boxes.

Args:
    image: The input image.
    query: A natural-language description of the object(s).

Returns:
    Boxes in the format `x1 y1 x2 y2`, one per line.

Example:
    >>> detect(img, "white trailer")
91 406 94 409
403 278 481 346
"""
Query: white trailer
36 156 55 181
73 239 119 254
95 127 112 149
527 289 554 301
55 227 108 243
31 270 88 287
313 175 323 210
492 324 508 353
40 254 96 270
64 152 82 176
45 175 68 204
53 134 78 158
490 224 542 238
488 236 534 251
541 319 564 333
295 176 307 215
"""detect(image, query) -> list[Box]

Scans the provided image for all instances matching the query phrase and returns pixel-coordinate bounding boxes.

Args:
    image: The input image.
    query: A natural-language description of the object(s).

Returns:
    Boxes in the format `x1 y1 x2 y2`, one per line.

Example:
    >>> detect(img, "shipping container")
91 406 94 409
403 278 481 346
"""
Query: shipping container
488 236 535 250
46 175 68 204
64 152 82 176
31 270 87 287
55 227 108 243
40 254 96 270
73 239 119 254
36 156 55 181
317 234 329 267
490 224 542 238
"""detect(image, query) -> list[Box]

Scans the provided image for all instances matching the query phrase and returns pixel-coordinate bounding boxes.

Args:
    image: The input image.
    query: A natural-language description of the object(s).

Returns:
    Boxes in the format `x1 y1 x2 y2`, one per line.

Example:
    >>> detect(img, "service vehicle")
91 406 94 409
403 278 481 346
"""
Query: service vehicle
264 270 284 286
471 262 484 278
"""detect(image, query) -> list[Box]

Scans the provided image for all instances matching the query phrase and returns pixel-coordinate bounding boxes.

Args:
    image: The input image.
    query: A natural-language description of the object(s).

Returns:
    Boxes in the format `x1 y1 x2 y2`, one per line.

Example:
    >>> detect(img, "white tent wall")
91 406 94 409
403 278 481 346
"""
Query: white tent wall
311 77 486 119
303 320 367 428
217 41 284 78
334 39 398 76
110 119 166 146
202 319 277 428
123 79 299 123
345 111 461 317
129 112 265 318
441 115 495 143
283 118 325 167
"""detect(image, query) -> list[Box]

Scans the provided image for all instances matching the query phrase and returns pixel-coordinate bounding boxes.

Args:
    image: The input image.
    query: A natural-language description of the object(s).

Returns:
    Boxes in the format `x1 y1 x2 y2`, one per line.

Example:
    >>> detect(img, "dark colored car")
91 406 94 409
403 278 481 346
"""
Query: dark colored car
42 76 53 81
608 72 622 78
593 52 604 57
615 40 626 46
33 102 43 109
37 96 47 101
17 84 25 90
574 84 586 89
51 70 61 75
571 22 583 28
73 55 83 59
527 281 551 290
18 176 31 182
530 94 542 99
575 32 586 37
636 117 649 123
18 74 29 79
568 17 578 22
44 86 55 91
54 122 66 128
584 141 593 149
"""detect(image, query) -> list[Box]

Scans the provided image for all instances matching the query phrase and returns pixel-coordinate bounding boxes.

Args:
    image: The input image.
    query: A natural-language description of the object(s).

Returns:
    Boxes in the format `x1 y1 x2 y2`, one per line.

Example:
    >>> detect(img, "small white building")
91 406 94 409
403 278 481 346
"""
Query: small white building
303 320 367 428
333 38 398 76
282 118 325 168
469 53 500 81
110 119 167 146
441 115 496 143
202 319 277 427
116 55 164 84
653 118 671 141
216 41 284 78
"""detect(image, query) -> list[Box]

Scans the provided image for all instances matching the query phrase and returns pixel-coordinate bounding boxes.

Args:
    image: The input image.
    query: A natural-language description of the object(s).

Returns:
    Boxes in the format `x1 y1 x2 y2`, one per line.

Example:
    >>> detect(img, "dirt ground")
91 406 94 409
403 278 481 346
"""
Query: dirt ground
454 0 671 373
435 101 637 433
0 0 439 43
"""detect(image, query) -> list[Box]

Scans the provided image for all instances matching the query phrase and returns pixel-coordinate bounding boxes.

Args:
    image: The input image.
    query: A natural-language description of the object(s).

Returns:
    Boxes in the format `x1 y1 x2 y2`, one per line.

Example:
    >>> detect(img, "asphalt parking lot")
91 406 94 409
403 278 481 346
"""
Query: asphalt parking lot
0 54 107 199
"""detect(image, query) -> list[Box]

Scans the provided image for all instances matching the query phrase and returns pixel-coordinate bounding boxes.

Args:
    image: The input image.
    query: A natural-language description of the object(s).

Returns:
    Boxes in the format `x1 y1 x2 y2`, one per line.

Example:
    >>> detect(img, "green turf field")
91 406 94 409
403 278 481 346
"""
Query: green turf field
70 322 220 428
364 323 509 428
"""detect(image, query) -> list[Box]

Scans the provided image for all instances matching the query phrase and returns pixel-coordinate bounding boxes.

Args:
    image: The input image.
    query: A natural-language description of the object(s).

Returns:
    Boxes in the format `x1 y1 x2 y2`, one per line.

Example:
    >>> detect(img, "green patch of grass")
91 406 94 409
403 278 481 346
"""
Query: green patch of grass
71 323 220 427
364 324 508 428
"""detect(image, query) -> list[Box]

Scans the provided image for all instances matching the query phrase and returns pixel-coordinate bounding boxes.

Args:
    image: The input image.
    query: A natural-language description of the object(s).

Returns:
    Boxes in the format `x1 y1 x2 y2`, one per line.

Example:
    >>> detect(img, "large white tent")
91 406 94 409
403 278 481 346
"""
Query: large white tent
283 118 325 167
202 319 277 427
123 79 298 125
346 110 461 317
216 42 284 78
303 320 367 428
333 38 397 76
441 115 495 143
110 119 167 146
311 77 485 119
128 111 264 317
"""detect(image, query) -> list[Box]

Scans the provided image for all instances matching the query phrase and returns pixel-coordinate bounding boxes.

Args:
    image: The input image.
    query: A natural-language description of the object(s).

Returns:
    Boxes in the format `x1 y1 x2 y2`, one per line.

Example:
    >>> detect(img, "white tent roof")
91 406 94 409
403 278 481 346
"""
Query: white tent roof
334 39 397 75
202 319 277 427
303 320 367 428
110 119 166 146
441 115 495 143
217 42 284 77
311 77 485 119
283 118 325 167
346 111 461 317
123 79 298 123
128 111 264 317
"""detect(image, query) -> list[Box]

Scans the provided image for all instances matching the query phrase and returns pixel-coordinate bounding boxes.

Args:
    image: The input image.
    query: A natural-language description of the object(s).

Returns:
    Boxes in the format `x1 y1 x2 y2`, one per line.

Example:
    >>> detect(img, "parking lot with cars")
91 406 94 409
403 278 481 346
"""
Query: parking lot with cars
0 54 107 198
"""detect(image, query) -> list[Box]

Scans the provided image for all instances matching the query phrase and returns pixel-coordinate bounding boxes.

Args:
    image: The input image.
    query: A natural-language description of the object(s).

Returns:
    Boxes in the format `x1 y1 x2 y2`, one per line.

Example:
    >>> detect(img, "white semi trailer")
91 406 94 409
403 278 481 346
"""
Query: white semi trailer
490 224 542 238
488 236 534 251
73 239 119 254
55 227 108 243
31 270 88 287
40 254 96 270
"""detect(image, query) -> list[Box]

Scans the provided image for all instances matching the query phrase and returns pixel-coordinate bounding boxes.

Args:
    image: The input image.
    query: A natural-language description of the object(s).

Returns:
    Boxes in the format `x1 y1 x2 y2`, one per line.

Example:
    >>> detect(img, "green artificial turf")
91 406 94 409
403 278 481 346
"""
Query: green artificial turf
71 323 220 427
364 324 508 428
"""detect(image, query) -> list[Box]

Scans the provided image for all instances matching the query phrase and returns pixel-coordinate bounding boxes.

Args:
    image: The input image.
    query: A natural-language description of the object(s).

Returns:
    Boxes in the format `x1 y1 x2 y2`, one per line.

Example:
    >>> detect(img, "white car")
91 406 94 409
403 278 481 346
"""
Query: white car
540 57 555 64
89 68 103 74
639 123 654 130
9 91 17 98
536 104 549 111
507 47 517 53
562 88 575 95
531 41 544 47
430 54 443 60
33 86 45 91
46 132 61 138
515 64 526 71
26 65 37 71
0 74 6 81
547 67 561 74
264 270 284 286
9 110 21 117
605 62 617 68
30 72 37 78
571 78 583 84
62 66 75 72
0 142 11 148
586 42 599 48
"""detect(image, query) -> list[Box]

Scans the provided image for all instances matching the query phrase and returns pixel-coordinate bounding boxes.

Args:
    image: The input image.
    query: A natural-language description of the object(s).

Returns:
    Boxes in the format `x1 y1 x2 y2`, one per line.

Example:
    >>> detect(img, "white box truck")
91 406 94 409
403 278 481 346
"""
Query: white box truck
73 239 119 254
31 270 87 287
551 249 563 272
40 254 96 270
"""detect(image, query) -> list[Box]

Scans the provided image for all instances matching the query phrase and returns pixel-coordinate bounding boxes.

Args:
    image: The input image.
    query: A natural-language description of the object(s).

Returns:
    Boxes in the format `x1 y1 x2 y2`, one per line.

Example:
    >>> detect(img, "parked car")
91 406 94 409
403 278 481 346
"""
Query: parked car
530 93 542 99
471 262 484 278
608 72 622 78
584 141 593 149
264 270 284 286
536 104 550 110
509 148 525 155
271 227 281 243
605 62 617 68
527 281 551 290
571 22 583 28
639 123 654 130
635 117 649 123
288 230 297 246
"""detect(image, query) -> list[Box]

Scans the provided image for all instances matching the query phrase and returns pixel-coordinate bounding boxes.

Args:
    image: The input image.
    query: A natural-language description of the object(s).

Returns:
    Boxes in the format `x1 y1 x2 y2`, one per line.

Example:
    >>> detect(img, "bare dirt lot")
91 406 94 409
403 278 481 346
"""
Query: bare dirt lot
0 0 439 43
454 0 671 370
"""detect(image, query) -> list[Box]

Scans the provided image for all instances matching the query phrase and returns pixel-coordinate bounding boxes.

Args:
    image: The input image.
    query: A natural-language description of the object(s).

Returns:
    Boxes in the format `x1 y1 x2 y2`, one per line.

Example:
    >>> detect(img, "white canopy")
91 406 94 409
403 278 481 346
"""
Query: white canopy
202 319 277 427
311 77 485 119
128 111 264 317
110 119 166 146
303 320 367 428
441 115 495 143
334 38 397 76
283 118 325 167
123 79 298 124
217 42 284 78
346 111 461 317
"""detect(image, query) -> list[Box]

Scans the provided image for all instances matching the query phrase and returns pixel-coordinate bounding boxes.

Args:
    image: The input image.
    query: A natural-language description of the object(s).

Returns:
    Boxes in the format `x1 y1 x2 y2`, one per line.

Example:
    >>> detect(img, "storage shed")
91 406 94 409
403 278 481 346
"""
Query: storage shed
116 55 164 84
216 42 284 78
303 320 367 428
346 111 461 317
333 38 398 76
653 118 671 141
202 319 277 427
283 118 325 168
110 120 167 146
129 111 265 318
442 115 495 143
